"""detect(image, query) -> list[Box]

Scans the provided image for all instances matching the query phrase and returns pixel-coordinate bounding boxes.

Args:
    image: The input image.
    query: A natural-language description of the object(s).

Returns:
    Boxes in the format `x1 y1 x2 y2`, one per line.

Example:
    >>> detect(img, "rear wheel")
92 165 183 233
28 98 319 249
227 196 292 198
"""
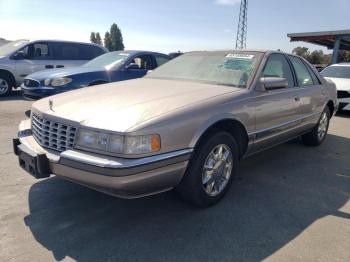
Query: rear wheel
177 131 239 207
0 72 13 97
302 106 330 146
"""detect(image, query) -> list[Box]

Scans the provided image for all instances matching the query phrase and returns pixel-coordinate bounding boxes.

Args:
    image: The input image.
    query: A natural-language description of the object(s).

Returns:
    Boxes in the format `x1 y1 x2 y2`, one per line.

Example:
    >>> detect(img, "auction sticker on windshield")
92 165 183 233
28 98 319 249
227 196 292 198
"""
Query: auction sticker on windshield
226 54 255 59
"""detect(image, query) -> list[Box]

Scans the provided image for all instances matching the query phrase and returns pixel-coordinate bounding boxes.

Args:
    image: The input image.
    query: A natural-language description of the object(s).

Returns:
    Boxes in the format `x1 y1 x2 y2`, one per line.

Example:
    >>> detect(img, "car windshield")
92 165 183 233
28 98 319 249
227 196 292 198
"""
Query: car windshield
147 51 260 87
83 51 130 69
0 40 28 56
321 66 350 79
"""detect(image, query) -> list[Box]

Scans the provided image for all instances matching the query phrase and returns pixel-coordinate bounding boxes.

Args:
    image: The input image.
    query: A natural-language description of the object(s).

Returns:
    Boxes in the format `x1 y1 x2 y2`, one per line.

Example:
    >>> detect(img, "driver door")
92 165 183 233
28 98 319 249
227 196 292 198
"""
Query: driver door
14 42 54 83
122 54 156 80
252 53 301 152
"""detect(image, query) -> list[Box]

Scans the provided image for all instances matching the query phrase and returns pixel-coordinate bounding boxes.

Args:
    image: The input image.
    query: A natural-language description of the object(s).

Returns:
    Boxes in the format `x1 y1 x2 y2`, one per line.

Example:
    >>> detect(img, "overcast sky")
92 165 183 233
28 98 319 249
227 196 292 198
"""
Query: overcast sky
0 0 349 53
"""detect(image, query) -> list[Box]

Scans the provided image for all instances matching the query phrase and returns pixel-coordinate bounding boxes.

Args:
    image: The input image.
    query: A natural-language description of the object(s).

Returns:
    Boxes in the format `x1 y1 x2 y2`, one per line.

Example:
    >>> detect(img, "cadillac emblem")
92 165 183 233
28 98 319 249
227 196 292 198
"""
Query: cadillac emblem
49 99 54 111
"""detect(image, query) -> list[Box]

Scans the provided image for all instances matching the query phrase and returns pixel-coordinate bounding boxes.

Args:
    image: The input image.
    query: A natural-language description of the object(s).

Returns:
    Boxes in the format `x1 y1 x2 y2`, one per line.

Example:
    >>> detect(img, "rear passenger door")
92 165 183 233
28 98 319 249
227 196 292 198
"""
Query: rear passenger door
288 55 325 129
52 43 104 69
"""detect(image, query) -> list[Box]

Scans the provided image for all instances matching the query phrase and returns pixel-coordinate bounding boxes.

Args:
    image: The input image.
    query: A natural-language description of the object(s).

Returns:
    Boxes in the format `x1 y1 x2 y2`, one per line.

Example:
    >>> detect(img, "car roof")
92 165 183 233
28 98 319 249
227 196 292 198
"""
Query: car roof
329 63 350 67
186 49 268 54
15 39 106 48
116 50 170 56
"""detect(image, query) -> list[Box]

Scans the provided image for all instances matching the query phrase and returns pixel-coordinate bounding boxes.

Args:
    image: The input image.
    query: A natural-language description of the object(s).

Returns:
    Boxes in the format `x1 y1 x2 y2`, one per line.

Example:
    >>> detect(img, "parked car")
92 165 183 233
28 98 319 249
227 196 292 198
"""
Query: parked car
14 50 337 207
321 63 350 111
168 51 183 59
21 50 171 100
0 39 107 96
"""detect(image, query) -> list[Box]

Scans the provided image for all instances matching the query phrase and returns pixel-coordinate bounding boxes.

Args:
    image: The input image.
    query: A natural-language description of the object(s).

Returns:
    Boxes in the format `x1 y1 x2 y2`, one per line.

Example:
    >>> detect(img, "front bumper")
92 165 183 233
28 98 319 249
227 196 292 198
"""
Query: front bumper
14 121 192 198
21 84 56 100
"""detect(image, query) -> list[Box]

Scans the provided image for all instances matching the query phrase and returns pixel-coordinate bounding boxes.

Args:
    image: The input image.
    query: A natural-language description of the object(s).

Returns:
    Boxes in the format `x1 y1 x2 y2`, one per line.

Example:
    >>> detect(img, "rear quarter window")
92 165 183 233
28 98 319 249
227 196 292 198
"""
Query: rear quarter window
52 43 105 60
288 56 314 87
155 55 171 67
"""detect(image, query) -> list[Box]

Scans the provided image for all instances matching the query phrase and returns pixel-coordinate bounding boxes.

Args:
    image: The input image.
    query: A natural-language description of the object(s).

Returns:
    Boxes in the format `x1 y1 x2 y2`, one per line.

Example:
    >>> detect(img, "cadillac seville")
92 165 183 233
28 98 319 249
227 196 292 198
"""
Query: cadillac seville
14 50 338 207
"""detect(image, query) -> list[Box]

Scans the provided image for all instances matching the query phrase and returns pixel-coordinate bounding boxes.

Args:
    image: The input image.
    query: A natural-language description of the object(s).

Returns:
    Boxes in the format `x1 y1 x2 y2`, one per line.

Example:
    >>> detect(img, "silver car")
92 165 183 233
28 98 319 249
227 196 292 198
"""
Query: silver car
0 40 107 96
14 50 338 207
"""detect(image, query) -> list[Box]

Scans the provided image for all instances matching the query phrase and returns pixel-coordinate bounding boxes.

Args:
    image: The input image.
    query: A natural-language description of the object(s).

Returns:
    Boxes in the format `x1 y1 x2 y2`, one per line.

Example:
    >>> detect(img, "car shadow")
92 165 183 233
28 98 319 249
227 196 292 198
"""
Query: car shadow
0 89 25 101
24 134 350 262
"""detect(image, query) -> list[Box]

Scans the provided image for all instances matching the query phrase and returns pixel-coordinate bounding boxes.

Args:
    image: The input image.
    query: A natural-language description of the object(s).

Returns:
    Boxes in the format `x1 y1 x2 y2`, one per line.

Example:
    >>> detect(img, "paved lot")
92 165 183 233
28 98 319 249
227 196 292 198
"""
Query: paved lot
1 92 349 262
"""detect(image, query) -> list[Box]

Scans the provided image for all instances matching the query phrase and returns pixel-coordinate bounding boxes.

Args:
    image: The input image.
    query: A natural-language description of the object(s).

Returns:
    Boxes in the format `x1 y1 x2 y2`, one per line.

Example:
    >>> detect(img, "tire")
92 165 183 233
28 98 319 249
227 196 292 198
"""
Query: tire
176 131 239 207
302 106 330 146
0 72 14 97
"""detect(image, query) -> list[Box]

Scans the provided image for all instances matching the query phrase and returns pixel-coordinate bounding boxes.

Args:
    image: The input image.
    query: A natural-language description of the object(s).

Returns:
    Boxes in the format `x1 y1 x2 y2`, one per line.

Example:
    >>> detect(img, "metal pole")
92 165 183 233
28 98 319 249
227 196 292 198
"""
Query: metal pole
331 37 341 64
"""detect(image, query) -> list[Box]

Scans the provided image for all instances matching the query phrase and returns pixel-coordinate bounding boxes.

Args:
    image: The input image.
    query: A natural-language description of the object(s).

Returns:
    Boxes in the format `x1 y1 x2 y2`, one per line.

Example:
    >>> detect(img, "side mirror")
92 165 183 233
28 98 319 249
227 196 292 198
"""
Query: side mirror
259 77 288 91
12 51 26 60
125 63 140 70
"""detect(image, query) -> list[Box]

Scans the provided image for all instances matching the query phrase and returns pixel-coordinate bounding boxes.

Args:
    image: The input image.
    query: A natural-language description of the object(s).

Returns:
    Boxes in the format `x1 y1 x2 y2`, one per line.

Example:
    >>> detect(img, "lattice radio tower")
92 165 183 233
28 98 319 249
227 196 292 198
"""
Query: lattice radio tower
235 0 248 49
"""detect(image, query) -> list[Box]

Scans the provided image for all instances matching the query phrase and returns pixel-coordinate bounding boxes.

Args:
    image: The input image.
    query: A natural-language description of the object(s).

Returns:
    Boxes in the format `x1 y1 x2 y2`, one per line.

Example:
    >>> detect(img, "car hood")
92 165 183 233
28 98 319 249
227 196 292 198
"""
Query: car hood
27 66 105 80
32 78 241 132
324 77 350 91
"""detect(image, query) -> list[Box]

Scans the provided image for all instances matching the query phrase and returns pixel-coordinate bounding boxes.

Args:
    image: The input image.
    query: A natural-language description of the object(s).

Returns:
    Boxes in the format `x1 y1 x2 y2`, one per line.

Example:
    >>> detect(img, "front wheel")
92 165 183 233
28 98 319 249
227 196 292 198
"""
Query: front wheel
0 72 13 97
176 131 239 207
302 107 330 146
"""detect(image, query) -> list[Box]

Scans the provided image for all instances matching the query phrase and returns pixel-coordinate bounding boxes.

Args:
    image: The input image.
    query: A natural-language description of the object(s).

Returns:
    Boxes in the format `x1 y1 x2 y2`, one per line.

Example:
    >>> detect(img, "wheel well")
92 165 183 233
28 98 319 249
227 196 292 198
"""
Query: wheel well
0 69 16 87
326 100 334 117
88 80 108 86
195 119 249 159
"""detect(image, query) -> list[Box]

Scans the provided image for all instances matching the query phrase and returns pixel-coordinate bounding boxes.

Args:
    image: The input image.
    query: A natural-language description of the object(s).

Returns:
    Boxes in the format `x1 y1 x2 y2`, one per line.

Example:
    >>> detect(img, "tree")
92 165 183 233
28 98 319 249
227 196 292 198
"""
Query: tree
90 23 125 51
95 32 102 45
309 50 324 64
90 32 97 44
109 23 124 51
104 32 112 51
292 46 310 60
338 50 350 63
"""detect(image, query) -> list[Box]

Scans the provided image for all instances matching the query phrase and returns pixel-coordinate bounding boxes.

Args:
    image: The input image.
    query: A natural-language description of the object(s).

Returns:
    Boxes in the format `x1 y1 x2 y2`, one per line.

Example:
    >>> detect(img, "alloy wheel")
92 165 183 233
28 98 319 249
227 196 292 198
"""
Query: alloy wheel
317 111 328 140
202 144 233 196
0 78 9 95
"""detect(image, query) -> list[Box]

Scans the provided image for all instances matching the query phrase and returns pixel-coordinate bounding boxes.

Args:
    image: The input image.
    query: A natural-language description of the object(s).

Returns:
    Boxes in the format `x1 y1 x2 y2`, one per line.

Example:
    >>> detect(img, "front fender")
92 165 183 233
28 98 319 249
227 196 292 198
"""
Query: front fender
189 113 248 148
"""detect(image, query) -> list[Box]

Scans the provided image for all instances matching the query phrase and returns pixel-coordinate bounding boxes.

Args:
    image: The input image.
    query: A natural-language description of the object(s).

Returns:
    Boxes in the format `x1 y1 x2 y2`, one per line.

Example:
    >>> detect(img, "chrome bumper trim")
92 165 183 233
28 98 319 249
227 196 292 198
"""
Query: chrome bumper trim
60 148 193 169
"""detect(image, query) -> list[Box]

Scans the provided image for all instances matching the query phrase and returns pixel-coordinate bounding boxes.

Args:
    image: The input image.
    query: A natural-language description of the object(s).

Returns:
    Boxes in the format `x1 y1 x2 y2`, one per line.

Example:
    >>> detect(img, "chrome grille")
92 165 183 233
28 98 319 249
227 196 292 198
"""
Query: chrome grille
338 90 350 99
31 114 76 152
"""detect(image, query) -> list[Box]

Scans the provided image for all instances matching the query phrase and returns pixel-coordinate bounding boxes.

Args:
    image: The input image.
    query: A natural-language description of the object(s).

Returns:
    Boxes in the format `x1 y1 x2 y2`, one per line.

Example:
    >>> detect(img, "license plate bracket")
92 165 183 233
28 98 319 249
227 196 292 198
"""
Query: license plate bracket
15 141 51 179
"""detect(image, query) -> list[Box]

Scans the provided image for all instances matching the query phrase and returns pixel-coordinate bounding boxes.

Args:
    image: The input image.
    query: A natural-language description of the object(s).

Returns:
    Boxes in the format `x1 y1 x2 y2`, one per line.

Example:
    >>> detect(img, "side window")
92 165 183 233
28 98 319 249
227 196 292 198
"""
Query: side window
305 62 321 85
20 43 50 60
262 54 294 88
288 56 314 87
19 45 30 59
129 55 154 70
155 55 170 67
32 43 49 59
53 43 80 60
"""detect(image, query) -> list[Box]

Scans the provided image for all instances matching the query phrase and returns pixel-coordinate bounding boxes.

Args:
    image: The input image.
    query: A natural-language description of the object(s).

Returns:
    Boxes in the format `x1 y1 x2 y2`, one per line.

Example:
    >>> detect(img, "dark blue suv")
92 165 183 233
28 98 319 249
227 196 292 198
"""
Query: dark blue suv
21 50 171 99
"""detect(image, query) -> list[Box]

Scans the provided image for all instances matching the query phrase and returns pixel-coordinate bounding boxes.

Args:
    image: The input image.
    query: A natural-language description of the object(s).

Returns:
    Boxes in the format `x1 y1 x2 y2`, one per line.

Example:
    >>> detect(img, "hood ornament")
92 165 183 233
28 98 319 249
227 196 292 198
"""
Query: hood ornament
49 99 54 111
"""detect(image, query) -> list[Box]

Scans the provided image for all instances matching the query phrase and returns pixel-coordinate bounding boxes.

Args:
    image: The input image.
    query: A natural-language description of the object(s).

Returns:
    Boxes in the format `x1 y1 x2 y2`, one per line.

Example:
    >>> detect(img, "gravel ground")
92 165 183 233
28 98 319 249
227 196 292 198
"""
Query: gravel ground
1 91 349 262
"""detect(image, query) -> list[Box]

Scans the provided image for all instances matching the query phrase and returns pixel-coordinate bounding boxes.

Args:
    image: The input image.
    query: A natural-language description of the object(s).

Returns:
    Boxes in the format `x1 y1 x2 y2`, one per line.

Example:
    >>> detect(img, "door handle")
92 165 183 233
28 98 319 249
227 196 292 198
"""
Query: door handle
294 97 301 102
45 65 54 69
56 65 64 68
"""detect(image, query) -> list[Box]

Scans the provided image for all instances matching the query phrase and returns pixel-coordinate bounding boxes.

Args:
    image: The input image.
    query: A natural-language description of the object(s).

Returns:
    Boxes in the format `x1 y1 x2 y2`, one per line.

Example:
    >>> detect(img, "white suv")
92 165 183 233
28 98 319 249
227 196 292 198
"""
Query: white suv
0 40 107 96
321 63 350 111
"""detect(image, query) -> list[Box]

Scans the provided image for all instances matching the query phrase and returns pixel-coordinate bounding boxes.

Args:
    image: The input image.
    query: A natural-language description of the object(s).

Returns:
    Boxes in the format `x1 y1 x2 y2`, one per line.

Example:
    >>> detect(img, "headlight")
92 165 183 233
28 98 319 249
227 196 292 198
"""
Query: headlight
51 77 72 87
75 129 161 155
44 79 51 86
